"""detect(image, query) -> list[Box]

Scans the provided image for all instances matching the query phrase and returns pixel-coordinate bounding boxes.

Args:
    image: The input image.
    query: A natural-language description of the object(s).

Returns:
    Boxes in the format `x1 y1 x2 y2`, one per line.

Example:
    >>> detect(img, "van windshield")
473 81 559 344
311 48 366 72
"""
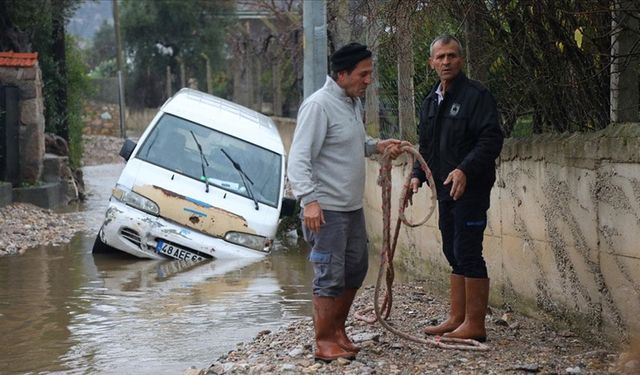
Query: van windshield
136 114 282 207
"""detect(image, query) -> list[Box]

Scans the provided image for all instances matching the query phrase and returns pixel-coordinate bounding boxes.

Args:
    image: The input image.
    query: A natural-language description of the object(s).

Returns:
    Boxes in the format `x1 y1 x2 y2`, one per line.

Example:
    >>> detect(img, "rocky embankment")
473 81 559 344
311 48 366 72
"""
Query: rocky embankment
186 283 638 375
0 203 84 256
82 134 125 166
0 135 123 256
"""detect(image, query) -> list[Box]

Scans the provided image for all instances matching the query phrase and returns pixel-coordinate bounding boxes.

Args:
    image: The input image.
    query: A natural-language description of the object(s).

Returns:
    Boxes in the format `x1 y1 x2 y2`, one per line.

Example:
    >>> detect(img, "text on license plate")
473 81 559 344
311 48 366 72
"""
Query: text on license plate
155 240 205 262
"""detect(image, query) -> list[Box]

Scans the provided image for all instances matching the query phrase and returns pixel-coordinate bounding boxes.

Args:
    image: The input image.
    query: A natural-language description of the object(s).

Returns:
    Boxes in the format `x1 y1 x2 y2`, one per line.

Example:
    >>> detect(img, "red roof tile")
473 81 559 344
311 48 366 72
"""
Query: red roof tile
0 52 39 67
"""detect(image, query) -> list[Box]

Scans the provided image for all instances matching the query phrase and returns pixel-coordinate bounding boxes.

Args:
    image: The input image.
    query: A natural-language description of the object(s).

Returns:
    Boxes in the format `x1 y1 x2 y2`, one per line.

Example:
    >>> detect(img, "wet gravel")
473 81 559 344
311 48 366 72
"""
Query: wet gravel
0 135 123 256
82 134 125 166
196 283 638 375
0 203 84 256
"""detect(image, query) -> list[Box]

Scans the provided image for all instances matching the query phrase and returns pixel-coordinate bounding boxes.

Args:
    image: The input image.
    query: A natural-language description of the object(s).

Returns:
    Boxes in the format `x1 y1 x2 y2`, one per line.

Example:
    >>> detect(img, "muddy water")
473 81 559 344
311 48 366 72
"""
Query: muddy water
0 164 411 374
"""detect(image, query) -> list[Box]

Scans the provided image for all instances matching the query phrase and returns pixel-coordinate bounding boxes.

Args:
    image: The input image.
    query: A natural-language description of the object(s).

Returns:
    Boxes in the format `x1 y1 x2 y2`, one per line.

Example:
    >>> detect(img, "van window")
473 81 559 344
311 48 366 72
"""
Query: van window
136 114 282 207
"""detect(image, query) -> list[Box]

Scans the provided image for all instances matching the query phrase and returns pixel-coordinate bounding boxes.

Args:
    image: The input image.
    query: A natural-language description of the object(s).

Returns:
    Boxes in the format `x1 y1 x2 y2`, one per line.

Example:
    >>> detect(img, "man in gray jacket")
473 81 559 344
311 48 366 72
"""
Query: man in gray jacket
288 42 400 362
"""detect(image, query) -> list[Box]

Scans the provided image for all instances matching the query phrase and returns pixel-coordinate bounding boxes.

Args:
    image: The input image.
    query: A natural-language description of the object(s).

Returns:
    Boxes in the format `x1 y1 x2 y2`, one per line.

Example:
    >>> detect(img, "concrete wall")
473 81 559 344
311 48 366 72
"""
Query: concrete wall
362 123 640 343
272 117 296 154
270 115 640 341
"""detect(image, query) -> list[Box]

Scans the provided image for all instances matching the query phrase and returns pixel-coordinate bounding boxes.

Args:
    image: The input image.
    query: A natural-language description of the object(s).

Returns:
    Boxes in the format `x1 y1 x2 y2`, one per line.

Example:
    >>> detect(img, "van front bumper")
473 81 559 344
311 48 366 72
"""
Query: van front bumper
99 200 269 260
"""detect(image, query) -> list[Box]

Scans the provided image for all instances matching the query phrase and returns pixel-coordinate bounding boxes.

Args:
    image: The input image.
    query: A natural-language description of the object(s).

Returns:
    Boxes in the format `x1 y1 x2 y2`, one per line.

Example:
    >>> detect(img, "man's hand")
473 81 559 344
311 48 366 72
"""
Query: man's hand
410 177 422 194
376 139 402 160
303 201 325 233
408 177 423 205
443 168 467 200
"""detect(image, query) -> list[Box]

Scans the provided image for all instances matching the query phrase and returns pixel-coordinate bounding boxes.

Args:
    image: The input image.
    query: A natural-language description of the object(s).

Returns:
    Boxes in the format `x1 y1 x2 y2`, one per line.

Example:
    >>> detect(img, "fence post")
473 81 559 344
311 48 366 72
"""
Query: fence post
117 70 126 138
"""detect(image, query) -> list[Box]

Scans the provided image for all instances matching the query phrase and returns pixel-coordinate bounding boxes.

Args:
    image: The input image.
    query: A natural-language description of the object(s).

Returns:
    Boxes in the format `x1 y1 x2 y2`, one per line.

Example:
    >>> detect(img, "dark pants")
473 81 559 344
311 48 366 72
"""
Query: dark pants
438 196 490 278
300 208 369 297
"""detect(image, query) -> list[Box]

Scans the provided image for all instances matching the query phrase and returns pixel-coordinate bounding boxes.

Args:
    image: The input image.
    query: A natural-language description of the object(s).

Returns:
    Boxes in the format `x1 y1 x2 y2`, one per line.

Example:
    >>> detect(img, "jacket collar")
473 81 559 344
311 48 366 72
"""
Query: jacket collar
324 75 355 103
427 72 468 102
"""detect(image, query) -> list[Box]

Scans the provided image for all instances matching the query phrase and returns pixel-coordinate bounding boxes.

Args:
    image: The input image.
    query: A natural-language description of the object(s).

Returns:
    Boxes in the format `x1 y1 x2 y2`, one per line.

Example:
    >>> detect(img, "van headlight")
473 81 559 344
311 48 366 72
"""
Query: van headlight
112 186 160 215
224 231 271 252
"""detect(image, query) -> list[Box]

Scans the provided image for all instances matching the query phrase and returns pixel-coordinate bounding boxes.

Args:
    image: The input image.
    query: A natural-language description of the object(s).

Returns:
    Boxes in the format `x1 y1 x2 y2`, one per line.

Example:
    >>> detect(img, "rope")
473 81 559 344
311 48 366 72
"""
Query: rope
354 141 489 351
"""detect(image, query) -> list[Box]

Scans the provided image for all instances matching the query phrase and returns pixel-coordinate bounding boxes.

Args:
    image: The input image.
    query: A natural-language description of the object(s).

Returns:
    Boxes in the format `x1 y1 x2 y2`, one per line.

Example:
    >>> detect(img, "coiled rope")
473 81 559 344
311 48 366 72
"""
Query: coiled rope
354 141 489 351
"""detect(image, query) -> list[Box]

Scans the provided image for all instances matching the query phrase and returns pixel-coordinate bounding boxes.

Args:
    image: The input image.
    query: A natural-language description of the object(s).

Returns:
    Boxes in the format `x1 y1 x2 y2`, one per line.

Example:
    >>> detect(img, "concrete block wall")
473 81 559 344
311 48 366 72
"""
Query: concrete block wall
272 117 296 155
362 123 640 343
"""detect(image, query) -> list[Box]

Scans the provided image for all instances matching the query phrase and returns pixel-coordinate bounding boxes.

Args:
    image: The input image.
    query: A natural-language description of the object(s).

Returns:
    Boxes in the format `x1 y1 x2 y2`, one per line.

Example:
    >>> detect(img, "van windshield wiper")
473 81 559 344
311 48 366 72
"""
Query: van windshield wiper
220 148 259 210
190 130 210 193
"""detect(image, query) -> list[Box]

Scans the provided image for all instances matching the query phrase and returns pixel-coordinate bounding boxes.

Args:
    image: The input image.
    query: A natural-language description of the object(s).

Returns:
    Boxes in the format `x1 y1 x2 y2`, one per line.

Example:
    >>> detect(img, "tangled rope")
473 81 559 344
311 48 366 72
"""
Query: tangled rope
354 141 489 351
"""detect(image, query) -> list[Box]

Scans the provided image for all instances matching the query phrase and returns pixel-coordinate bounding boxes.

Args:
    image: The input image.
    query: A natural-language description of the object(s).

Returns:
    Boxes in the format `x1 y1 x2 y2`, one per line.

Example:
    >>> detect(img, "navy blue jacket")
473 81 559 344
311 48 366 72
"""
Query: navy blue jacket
412 73 504 201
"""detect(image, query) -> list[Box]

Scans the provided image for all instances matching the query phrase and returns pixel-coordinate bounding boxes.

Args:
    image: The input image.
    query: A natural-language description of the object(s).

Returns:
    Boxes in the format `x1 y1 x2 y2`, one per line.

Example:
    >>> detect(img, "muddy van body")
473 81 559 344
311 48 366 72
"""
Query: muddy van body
94 89 288 261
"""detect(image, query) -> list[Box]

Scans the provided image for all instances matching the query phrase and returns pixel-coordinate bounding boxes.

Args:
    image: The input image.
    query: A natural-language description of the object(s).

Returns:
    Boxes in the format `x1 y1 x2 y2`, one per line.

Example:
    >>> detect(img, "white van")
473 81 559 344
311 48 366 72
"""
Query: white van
93 88 294 261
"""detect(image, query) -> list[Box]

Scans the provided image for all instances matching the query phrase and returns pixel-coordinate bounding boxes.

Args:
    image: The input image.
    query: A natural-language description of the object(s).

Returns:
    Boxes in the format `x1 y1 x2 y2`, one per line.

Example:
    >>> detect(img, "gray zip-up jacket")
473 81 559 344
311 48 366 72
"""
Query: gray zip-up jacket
287 76 378 211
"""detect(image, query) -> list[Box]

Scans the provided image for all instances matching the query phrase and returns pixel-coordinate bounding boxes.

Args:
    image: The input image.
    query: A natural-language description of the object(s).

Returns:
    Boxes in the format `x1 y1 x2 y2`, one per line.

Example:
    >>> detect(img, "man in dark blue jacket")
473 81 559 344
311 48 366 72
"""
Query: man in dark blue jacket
411 35 503 342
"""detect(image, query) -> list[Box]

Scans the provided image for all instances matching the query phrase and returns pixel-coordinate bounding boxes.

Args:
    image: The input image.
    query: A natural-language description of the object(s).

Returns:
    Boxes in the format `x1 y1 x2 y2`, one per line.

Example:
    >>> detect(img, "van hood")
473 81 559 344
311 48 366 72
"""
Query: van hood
132 183 256 238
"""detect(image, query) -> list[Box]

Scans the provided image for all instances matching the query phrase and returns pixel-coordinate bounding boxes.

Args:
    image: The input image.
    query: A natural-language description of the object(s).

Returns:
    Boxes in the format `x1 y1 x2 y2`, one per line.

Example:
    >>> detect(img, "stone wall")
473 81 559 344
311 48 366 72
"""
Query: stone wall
82 101 119 136
0 64 45 184
82 101 157 137
361 122 640 343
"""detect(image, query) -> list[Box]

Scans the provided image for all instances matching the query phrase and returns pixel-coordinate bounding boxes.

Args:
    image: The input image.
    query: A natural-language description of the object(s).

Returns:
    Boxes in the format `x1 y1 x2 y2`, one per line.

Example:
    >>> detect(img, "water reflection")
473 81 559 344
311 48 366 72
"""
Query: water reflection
0 163 411 374
0 232 410 374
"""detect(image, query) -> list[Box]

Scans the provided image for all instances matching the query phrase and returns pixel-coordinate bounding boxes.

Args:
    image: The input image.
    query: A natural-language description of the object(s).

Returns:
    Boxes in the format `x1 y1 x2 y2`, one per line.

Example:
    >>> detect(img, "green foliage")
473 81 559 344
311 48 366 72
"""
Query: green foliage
210 70 230 98
511 116 533 138
88 58 117 79
357 0 627 138
374 2 458 139
85 20 116 71
8 0 83 134
6 0 59 133
18 180 43 188
66 35 93 168
5 0 86 168
120 0 235 108
445 0 613 135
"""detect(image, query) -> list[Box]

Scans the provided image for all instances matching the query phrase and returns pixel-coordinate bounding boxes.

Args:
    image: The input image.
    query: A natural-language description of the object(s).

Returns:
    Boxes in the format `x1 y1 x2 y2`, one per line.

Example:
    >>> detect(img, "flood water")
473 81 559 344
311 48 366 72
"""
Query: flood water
0 164 411 375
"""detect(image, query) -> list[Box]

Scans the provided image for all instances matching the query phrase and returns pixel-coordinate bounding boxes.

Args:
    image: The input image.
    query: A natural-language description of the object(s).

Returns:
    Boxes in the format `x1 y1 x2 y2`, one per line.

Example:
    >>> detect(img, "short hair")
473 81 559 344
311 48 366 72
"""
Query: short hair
430 35 464 57
330 65 358 80
330 42 372 78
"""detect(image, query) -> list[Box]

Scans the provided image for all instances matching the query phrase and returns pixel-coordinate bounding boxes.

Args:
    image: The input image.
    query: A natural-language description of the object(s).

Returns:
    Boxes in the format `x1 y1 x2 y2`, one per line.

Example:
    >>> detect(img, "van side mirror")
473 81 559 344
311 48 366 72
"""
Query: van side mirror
280 197 297 218
119 139 137 161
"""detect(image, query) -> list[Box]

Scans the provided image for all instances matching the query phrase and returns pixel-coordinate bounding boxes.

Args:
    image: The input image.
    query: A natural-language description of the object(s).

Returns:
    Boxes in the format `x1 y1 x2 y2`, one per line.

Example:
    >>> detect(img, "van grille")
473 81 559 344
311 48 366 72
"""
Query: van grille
121 228 142 249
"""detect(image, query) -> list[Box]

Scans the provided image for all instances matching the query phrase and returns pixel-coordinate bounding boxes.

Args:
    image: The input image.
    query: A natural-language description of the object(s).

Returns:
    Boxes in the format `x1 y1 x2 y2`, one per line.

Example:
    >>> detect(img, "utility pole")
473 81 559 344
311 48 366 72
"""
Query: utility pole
113 0 126 138
303 0 327 99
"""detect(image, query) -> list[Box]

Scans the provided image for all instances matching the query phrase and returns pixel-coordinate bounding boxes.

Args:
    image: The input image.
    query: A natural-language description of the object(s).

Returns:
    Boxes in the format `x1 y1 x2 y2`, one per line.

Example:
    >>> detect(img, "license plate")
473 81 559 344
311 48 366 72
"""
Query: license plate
155 240 205 262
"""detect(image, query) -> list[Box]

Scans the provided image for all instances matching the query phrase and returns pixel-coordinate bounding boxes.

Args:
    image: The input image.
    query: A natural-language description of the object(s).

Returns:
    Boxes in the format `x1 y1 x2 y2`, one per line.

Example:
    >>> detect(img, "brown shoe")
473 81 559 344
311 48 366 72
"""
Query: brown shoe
423 274 465 336
335 288 360 353
443 277 489 342
313 296 357 361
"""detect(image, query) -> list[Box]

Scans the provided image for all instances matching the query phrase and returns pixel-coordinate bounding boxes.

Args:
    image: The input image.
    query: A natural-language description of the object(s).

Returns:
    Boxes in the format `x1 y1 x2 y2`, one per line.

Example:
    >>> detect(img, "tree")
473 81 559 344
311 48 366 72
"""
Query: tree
121 0 235 108
3 0 84 143
86 20 116 72
229 0 303 116
343 0 638 138
0 0 31 52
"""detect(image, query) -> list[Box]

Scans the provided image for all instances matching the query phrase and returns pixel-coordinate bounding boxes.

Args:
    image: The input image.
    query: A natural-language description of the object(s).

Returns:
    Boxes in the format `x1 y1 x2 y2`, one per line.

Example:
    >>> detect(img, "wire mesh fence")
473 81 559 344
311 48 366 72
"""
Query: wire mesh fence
342 0 639 140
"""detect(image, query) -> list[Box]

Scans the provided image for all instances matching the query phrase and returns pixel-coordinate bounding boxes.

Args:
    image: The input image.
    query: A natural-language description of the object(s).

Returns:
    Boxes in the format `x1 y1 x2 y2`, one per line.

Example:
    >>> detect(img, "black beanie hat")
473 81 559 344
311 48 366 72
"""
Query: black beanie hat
330 42 372 73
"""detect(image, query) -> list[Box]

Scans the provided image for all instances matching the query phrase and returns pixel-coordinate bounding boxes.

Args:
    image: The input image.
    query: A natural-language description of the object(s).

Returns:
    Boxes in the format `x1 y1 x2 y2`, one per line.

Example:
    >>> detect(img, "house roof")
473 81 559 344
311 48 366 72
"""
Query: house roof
0 52 38 68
